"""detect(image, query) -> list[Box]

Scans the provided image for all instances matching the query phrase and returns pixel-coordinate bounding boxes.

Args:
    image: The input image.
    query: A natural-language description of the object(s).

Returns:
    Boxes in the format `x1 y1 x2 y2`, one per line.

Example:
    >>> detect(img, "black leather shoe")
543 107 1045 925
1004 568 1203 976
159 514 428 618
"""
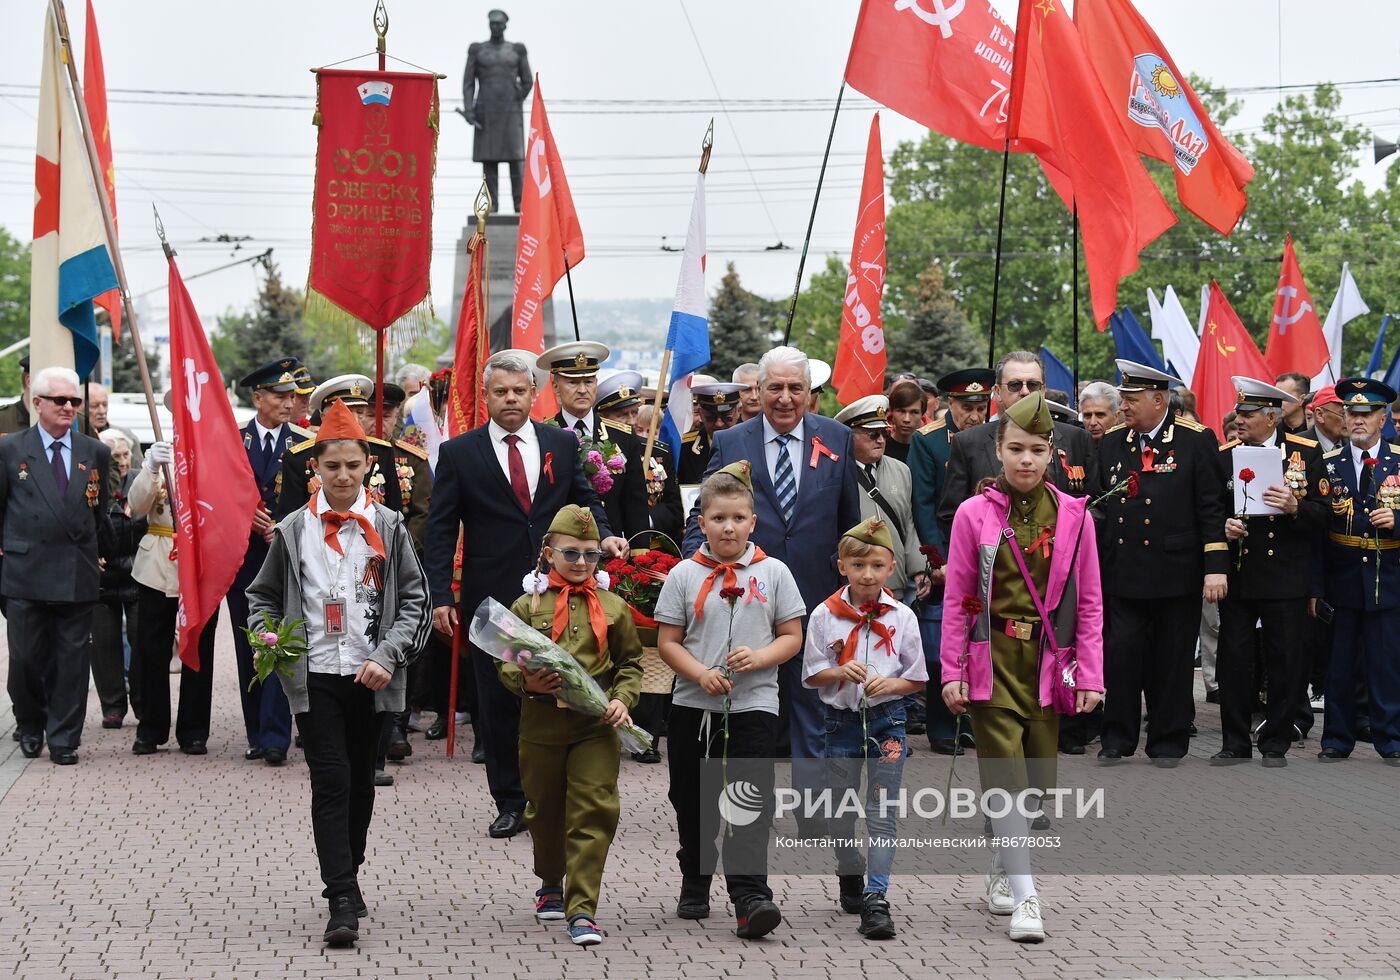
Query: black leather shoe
1205 690 1220 704
102 712 123 729
1031 812 1052 831
931 738 963 756
425 718 448 740
632 745 662 764
180 740 208 756
1261 752 1287 768
51 750 78 766
735 897 782 939
244 746 265 761
858 891 895 940
1059 740 1086 756
1150 757 1182 769
1188 723 1198 737
294 734 303 748
471 743 486 764
1380 750 1400 766
264 748 286 766
838 874 865 914
352 886 368 919
1317 747 1348 761
131 739 158 755
19 735 42 759
386 730 410 762
488 810 525 838
1356 727 1373 744
677 876 711 920
1210 750 1249 765
322 895 358 947
1097 748 1126 765
10 730 18 742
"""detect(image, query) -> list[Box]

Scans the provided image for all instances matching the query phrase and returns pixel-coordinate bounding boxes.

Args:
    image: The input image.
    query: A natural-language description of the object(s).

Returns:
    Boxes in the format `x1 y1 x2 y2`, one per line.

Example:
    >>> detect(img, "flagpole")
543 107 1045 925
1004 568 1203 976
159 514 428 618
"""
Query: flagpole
783 82 845 345
372 0 389 438
1071 202 1080 394
562 259 582 342
643 121 713 470
47 0 164 444
986 140 1012 369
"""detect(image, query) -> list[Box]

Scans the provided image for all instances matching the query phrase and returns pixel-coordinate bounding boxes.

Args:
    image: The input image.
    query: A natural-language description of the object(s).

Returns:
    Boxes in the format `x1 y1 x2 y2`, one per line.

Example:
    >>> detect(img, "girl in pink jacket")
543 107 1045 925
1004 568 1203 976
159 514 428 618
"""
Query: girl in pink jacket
939 392 1104 943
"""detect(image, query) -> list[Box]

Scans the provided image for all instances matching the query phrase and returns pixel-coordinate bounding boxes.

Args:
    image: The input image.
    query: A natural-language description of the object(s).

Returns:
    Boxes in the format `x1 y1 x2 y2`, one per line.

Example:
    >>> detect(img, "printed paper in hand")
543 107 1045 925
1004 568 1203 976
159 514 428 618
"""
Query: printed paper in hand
1232 445 1284 515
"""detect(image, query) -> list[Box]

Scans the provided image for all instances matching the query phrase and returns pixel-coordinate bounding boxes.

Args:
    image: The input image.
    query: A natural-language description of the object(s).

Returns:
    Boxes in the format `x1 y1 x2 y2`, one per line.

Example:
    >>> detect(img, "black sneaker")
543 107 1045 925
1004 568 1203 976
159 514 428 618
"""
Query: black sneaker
677 876 710 920
858 891 896 940
323 895 359 947
352 885 368 918
735 897 782 939
838 874 865 914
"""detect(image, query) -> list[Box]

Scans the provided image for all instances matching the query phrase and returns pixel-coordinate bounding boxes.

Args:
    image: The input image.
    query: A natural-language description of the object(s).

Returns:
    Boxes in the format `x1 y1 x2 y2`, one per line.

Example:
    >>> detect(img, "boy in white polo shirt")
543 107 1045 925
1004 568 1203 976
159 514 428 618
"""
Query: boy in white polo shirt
803 517 926 940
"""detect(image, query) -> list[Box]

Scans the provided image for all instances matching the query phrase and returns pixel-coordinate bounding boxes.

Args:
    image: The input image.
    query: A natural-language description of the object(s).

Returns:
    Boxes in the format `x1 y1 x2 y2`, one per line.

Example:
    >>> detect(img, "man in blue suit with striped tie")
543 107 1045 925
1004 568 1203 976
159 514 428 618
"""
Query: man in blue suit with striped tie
682 346 862 759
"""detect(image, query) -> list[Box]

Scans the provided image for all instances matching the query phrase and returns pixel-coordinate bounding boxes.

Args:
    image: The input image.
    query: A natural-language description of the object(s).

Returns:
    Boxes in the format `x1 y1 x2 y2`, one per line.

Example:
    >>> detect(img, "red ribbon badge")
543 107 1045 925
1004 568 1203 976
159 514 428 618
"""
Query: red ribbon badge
808 435 840 469
744 575 767 605
543 451 555 485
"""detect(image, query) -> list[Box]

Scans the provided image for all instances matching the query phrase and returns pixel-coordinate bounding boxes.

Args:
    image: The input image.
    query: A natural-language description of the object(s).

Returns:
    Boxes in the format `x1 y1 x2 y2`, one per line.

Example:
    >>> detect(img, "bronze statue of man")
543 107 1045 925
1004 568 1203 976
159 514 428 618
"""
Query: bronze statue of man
461 9 532 213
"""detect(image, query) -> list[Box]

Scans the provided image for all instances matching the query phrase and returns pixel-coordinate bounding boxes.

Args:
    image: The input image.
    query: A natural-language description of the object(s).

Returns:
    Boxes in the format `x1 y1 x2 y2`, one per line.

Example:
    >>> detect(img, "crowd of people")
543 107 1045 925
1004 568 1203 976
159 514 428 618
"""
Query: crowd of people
2 341 1396 950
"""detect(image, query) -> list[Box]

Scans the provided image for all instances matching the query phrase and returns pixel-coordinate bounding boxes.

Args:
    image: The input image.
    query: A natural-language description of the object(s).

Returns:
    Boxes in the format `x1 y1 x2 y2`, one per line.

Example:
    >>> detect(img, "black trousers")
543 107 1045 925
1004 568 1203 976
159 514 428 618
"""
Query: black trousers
227 548 292 752
133 584 220 746
469 633 525 813
667 704 776 906
297 672 383 901
1101 594 1201 759
1218 595 1307 756
6 598 95 752
90 596 136 717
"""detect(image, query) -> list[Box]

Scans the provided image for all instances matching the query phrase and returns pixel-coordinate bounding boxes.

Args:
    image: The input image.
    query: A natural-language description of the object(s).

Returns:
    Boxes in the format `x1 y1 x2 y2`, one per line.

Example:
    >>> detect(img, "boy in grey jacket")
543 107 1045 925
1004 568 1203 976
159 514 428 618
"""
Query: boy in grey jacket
246 401 430 947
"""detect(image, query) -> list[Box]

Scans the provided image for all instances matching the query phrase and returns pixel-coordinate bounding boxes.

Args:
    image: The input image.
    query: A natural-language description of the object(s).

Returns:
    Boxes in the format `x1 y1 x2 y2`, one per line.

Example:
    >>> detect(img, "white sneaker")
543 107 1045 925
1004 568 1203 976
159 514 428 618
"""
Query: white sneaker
985 871 1014 916
407 710 428 733
1310 695 1325 713
1009 896 1045 942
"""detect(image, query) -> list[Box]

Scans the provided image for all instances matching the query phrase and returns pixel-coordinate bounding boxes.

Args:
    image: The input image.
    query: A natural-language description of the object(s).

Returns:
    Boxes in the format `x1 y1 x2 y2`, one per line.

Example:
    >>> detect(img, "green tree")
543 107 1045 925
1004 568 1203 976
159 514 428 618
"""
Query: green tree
108 318 161 391
705 262 774 379
0 227 30 395
210 261 311 386
888 262 985 381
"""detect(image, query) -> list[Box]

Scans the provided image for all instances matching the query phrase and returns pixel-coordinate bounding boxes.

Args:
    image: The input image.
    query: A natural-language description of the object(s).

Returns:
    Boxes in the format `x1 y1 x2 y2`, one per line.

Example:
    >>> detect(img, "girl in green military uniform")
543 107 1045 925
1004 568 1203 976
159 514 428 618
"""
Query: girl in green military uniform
939 393 1105 943
501 504 643 947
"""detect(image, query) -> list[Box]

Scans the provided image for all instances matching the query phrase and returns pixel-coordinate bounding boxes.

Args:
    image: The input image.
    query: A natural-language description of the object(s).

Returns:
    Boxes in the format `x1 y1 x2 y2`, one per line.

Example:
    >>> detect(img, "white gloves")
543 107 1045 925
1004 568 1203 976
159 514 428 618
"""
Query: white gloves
144 440 174 473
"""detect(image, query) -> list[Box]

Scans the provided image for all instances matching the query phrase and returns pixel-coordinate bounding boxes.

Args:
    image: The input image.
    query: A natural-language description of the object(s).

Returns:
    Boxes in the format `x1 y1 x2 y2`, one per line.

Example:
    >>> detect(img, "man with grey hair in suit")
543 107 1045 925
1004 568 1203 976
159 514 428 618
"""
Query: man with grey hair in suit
0 365 112 764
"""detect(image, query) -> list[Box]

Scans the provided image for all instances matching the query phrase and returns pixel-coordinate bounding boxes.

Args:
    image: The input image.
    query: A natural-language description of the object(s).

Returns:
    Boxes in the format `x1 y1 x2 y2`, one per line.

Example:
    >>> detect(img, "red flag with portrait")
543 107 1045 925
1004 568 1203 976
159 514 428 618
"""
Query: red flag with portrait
833 113 887 405
1264 234 1328 378
1192 280 1272 434
166 253 262 670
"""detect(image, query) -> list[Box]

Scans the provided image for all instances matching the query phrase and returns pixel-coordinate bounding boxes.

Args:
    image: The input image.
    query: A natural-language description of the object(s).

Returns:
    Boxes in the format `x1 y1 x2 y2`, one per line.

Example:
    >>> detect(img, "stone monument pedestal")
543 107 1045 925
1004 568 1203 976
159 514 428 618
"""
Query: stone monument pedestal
450 212 555 358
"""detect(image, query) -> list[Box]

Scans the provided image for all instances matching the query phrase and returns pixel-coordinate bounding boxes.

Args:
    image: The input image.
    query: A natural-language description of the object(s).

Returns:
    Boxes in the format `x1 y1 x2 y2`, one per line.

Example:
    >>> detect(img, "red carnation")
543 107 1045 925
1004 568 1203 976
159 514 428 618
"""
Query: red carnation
1238 468 1256 484
859 600 880 616
1126 472 1140 499
719 586 746 603
961 595 984 616
919 544 946 569
1364 456 1380 467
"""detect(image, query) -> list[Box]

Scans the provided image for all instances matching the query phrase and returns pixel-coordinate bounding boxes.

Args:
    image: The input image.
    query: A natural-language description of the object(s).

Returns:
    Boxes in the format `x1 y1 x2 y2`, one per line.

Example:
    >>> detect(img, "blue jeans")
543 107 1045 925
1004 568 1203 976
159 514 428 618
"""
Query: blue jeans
822 700 907 895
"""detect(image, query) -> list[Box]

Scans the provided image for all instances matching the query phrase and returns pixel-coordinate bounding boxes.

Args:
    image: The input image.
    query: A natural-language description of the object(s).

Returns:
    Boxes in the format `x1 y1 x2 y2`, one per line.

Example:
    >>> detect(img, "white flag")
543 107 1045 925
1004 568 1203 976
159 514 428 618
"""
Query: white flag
1312 263 1369 389
1148 286 1201 389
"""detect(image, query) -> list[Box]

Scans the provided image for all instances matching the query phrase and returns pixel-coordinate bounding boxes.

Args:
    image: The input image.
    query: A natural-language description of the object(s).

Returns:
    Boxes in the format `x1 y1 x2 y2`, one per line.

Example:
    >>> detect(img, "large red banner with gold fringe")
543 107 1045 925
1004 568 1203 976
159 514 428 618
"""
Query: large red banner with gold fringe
308 68 438 331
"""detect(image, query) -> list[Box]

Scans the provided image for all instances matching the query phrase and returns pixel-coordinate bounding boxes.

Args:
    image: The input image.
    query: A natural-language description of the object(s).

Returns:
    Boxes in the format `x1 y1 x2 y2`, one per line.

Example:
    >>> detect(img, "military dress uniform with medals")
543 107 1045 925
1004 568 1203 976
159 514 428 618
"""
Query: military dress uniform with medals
1096 362 1229 763
1318 378 1400 761
229 359 309 760
594 371 684 545
1212 378 1328 765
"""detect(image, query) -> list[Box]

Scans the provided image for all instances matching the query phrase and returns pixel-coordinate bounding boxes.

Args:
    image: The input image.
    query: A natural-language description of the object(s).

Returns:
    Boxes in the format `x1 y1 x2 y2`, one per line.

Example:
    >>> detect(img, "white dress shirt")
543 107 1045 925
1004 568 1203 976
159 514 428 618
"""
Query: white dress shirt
253 419 282 456
1351 437 1383 480
560 409 594 442
487 418 540 500
300 489 378 675
38 426 73 479
761 416 805 489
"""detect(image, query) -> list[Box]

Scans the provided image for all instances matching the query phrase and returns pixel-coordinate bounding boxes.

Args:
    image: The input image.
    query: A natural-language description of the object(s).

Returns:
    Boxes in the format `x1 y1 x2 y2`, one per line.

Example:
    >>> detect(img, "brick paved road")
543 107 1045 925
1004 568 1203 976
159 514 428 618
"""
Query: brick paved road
2 626 1398 979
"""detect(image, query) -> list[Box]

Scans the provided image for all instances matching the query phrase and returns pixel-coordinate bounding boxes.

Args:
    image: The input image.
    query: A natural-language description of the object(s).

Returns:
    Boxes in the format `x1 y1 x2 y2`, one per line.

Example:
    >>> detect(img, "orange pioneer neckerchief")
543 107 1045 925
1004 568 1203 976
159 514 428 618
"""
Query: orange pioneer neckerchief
689 544 769 620
547 569 610 666
822 588 897 687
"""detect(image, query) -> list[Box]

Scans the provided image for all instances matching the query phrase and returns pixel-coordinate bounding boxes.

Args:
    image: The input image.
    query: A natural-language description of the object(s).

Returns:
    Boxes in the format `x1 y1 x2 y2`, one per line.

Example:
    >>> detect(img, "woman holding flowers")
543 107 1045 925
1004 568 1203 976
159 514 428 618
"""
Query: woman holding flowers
939 392 1104 943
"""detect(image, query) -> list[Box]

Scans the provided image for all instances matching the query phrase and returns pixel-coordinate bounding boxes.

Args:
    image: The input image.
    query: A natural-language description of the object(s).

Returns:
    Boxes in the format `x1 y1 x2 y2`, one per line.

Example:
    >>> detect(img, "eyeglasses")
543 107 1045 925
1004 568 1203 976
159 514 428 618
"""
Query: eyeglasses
38 395 84 408
1002 380 1044 394
861 428 888 439
557 548 603 564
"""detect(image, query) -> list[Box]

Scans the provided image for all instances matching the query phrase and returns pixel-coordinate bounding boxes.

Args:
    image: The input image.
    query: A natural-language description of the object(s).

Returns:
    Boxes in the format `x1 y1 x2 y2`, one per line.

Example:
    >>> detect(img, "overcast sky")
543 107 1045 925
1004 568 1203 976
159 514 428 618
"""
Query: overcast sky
2 0 1399 337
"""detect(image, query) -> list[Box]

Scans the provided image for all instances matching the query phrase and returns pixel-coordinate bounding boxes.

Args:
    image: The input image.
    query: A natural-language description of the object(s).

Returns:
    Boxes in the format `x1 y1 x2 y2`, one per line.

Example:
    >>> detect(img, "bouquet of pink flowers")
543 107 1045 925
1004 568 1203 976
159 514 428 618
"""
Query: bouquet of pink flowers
549 420 626 495
241 612 309 692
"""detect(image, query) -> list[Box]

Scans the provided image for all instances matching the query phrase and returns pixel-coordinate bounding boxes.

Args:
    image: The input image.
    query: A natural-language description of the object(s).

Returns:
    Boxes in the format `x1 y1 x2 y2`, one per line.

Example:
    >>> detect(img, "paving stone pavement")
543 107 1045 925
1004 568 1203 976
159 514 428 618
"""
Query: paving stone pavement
1 625 1399 979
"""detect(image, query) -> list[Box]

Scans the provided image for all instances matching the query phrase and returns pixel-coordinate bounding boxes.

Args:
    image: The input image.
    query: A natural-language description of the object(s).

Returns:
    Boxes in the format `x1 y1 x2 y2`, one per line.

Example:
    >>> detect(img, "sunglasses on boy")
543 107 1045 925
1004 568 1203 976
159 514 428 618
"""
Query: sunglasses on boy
556 547 603 565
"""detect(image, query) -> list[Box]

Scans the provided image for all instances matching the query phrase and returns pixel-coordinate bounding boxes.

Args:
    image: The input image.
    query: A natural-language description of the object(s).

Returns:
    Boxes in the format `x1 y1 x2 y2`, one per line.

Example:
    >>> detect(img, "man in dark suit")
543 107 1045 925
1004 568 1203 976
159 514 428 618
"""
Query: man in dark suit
938 351 1098 531
681 346 861 761
425 350 625 838
0 366 112 764
538 342 651 541
227 358 309 766
1096 360 1229 766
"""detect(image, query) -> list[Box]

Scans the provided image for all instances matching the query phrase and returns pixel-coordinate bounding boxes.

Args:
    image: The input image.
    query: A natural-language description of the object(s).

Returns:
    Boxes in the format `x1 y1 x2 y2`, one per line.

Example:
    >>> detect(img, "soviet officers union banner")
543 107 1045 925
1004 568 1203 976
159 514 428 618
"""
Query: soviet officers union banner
308 69 439 332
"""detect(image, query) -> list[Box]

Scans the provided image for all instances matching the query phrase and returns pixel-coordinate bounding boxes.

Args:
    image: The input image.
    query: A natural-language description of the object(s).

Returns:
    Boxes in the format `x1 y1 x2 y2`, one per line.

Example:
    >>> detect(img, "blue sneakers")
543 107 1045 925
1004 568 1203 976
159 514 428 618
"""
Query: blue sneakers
534 888 565 921
567 914 603 946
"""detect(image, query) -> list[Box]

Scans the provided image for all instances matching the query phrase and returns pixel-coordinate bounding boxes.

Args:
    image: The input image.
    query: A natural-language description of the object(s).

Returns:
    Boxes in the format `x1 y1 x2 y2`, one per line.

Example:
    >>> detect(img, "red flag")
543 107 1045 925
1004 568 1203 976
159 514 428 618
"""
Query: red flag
448 230 490 437
1264 234 1328 378
844 0 1016 152
1008 0 1176 329
82 0 120 342
1192 280 1272 434
1077 0 1253 236
833 113 887 405
514 77 583 420
166 253 261 669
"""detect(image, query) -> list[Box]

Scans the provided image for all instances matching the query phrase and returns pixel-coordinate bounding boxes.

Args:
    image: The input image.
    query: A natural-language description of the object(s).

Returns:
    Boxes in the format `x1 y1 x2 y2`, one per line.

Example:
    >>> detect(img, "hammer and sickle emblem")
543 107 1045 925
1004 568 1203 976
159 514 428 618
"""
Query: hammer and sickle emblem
527 127 552 196
893 0 966 39
1272 285 1313 336
182 357 209 422
1208 321 1236 358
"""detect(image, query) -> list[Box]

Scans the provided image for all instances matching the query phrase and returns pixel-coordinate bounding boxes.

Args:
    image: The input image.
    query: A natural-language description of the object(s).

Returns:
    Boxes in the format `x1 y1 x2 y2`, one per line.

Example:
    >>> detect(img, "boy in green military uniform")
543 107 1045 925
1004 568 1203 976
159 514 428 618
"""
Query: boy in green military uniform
501 504 644 947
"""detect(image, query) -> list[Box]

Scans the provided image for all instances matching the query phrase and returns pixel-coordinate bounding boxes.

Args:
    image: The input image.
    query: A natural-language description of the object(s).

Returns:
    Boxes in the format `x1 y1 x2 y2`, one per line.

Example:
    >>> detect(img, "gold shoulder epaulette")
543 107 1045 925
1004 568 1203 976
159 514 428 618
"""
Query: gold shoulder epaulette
1174 416 1206 432
917 418 946 435
1323 446 1343 459
1104 422 1127 436
367 435 392 448
1391 443 1400 455
1285 432 1319 448
290 437 316 453
394 438 428 461
681 430 700 444
1219 438 1241 452
288 423 314 439
600 418 632 436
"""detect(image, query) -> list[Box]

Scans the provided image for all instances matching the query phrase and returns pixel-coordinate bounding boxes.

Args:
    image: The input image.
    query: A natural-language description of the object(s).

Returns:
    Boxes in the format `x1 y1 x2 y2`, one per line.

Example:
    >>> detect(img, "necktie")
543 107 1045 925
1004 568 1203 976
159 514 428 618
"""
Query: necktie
263 431 275 460
864 463 878 485
1360 449 1373 499
1140 435 1155 472
504 433 531 514
51 442 68 495
573 418 588 441
773 433 796 522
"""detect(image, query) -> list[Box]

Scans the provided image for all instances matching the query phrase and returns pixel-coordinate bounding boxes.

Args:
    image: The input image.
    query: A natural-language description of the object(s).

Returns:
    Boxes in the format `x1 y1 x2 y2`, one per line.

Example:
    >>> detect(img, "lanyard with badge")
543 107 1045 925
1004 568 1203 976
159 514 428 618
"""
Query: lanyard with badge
316 517 352 636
